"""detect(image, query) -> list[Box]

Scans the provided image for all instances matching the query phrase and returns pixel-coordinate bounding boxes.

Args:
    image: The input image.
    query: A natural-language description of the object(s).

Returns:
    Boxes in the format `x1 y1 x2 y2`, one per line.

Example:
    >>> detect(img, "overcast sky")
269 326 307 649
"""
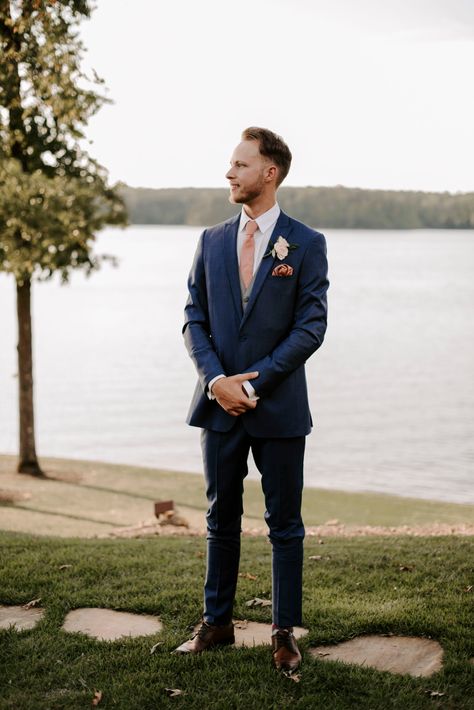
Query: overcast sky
78 0 474 192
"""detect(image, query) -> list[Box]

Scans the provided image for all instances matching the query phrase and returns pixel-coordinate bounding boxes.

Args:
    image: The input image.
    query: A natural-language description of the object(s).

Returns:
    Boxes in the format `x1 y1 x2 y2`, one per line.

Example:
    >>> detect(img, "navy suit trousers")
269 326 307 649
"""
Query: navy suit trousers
201 420 305 627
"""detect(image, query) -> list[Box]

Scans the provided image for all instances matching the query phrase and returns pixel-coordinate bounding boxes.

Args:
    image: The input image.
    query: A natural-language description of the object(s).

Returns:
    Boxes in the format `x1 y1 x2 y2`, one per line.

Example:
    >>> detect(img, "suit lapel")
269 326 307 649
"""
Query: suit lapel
239 211 292 330
223 215 243 319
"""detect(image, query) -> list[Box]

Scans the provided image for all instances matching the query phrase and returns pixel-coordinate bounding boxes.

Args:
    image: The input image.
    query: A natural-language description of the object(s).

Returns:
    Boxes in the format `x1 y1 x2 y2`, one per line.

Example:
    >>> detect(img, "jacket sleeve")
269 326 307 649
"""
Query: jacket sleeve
182 230 226 391
248 232 329 397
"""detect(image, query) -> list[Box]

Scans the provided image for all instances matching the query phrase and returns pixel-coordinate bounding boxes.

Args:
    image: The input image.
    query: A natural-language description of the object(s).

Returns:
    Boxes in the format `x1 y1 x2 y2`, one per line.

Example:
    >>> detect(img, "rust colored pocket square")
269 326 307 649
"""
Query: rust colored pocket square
272 264 294 277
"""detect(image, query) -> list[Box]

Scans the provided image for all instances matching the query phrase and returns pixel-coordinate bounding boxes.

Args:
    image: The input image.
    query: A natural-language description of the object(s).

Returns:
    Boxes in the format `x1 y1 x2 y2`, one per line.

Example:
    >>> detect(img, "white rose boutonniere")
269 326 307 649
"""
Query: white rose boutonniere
274 236 289 260
263 236 299 261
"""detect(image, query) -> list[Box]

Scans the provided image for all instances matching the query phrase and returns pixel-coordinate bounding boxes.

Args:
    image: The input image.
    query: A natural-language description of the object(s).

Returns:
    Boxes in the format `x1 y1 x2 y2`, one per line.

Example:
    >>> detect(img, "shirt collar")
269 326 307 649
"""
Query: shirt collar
239 202 280 234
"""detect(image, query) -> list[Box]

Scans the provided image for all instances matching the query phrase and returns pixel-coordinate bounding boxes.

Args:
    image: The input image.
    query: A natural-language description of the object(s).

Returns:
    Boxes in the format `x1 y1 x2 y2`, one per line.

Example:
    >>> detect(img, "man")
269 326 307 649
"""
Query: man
176 127 329 671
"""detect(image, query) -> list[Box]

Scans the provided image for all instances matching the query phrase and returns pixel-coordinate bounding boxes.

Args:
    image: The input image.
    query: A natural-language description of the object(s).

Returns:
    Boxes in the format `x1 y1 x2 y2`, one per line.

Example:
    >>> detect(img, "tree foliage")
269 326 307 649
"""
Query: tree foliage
0 0 127 475
118 184 474 230
0 0 127 284
0 158 123 282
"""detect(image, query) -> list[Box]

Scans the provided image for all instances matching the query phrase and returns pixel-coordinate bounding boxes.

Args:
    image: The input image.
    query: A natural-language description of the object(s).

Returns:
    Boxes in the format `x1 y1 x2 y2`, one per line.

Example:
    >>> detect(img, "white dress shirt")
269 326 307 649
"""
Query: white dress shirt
208 202 281 401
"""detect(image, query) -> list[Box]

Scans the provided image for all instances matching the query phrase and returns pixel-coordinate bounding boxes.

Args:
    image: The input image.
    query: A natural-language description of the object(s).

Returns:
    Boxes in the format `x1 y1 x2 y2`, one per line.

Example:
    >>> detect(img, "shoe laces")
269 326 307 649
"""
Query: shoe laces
274 628 296 651
195 621 213 640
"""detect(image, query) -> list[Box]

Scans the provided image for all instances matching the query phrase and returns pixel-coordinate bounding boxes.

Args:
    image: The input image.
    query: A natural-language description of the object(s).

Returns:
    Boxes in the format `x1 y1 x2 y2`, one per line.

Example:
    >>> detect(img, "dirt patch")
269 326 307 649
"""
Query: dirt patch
43 470 83 484
98 516 203 538
103 521 474 539
244 523 474 538
0 489 31 504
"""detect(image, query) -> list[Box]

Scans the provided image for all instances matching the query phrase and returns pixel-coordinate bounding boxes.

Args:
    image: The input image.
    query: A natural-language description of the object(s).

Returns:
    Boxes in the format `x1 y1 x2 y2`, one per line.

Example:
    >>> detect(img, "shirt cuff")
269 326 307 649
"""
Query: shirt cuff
207 374 226 400
242 380 260 401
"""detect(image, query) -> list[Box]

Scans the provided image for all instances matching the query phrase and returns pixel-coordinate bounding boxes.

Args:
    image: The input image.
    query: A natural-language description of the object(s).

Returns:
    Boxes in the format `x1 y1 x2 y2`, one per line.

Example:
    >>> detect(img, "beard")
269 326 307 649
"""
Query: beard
228 176 265 205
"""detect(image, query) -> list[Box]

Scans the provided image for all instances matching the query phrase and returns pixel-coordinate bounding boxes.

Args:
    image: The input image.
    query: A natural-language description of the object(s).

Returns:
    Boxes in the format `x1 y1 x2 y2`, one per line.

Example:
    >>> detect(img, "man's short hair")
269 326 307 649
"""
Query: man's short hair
241 126 292 187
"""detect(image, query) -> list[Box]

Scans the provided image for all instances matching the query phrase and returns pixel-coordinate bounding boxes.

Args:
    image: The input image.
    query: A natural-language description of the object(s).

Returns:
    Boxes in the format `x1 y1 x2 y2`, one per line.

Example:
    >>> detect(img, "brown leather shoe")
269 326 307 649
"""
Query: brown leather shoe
173 621 235 654
272 628 302 672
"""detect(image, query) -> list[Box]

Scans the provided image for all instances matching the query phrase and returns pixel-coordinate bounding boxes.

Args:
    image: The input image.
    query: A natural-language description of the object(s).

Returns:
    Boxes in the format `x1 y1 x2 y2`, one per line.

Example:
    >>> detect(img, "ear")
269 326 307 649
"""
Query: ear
264 164 278 183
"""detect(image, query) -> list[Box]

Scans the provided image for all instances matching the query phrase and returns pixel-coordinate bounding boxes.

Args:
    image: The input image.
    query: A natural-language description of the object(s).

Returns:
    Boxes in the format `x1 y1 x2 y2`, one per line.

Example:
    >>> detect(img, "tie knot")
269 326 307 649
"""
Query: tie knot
245 220 258 237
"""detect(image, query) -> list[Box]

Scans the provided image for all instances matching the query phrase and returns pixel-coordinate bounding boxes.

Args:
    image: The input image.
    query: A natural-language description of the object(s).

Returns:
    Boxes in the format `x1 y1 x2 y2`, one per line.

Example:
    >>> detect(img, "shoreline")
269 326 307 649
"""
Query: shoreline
1 451 471 508
1 454 474 539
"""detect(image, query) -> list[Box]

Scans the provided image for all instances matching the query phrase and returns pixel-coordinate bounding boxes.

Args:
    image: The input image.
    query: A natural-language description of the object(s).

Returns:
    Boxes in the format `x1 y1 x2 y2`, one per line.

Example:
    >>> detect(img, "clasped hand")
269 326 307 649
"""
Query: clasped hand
211 372 259 417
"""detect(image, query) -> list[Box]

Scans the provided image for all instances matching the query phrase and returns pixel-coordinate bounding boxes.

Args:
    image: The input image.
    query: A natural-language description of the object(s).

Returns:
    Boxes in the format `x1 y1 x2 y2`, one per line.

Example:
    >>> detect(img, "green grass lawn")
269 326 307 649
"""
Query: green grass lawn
0 531 473 709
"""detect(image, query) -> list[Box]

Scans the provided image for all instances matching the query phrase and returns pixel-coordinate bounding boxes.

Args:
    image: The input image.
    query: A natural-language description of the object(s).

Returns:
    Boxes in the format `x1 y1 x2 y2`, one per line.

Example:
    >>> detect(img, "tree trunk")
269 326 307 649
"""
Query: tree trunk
16 277 43 476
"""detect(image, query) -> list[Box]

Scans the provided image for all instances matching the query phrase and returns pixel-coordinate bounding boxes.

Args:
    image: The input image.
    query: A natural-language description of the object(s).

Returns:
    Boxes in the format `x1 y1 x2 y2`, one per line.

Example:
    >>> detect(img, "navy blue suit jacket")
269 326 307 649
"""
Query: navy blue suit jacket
183 210 329 437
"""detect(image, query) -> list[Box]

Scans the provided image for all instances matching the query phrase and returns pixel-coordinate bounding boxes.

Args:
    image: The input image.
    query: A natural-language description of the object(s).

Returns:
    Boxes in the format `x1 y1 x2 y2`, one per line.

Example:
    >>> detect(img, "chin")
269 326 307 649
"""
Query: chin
229 190 244 205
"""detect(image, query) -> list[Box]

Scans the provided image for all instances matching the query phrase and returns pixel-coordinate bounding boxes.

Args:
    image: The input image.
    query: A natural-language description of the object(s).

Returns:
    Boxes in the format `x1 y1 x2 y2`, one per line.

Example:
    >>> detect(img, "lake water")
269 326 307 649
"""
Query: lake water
0 226 473 503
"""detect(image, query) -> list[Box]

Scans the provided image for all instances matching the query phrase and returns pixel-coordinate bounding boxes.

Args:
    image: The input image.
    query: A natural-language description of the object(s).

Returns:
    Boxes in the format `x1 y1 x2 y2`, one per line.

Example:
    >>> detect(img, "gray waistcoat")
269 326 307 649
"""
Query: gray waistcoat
239 270 258 310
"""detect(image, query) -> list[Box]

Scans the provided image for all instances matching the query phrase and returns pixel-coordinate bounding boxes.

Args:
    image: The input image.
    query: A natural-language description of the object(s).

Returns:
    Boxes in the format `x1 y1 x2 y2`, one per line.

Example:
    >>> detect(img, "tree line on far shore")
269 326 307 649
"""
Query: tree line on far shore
118 184 474 229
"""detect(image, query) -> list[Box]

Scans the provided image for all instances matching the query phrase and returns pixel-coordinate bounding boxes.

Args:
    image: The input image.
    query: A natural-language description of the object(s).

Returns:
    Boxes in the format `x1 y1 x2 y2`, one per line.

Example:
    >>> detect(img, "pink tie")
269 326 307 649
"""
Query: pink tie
240 220 258 289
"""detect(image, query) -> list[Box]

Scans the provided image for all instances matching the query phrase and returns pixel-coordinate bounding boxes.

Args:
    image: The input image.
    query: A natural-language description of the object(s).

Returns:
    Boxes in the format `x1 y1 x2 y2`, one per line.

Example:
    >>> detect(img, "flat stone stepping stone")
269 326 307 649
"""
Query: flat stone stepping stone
0 605 45 631
309 634 443 677
62 608 162 641
192 620 308 648
236 621 308 648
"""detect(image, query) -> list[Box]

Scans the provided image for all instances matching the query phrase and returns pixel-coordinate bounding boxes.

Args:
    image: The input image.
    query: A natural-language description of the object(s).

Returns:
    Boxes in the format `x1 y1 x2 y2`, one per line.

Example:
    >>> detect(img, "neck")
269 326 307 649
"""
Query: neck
243 192 277 219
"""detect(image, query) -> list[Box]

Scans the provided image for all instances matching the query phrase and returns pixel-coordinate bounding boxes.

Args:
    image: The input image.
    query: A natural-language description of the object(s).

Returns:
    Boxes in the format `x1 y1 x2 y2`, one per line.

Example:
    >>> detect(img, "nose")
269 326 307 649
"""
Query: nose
225 166 235 180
